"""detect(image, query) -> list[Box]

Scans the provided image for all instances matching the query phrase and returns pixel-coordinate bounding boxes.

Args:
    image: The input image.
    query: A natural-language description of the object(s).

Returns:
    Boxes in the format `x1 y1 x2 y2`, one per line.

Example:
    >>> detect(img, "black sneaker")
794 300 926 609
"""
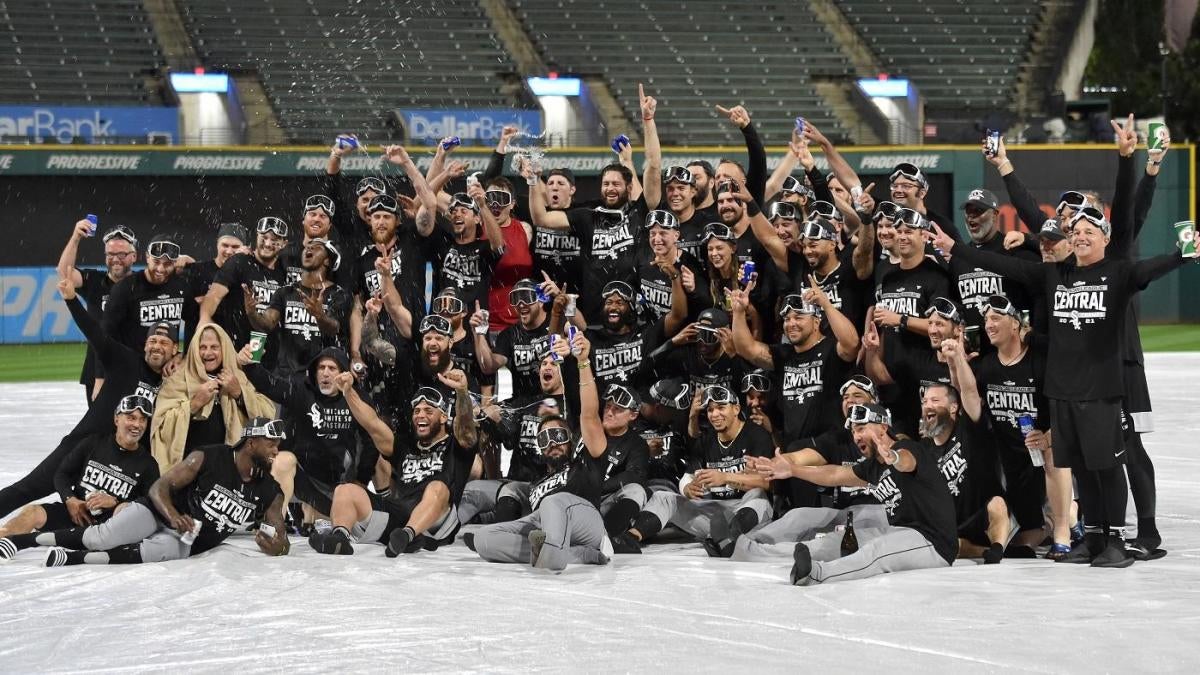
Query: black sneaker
1124 539 1167 562
528 529 547 567
790 543 814 586
462 532 477 552
702 537 735 559
385 527 413 558
610 531 642 554
1004 545 1037 559
309 528 354 555
1091 537 1135 568
983 542 1004 565
1057 534 1103 564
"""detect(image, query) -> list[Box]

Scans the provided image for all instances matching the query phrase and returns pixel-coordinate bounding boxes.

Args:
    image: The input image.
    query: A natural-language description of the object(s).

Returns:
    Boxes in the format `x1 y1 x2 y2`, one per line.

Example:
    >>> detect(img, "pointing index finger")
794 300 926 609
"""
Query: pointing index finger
714 105 731 116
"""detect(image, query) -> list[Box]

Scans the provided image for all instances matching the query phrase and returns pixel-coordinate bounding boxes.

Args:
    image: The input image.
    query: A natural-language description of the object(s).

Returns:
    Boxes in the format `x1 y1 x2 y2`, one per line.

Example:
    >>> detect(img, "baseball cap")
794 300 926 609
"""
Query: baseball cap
306 237 341 272
961 188 999 211
697 307 730 329
546 168 576 186
216 222 248 245
147 321 180 342
650 378 691 410
1037 219 1067 241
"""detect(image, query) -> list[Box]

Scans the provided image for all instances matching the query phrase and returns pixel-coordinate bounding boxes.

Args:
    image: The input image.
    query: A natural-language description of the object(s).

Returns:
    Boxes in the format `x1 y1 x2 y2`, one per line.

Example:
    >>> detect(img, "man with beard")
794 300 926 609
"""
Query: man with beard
182 223 249 346
4 418 288 566
646 165 716 253
791 215 875 338
729 281 858 448
429 187 503 314
713 179 789 290
688 160 716 210
635 210 699 329
469 332 615 571
634 378 691 495
57 219 138 401
279 194 350 289
310 370 478 557
951 188 1037 335
649 308 747 404
750 403 957 585
199 216 290 357
0 280 178 522
919 343 1010 564
579 280 654 397
103 234 191 353
471 278 553 401
612 385 773 556
527 161 648 323
732 376 888 562
242 347 390 531
245 238 350 376
0 396 158 540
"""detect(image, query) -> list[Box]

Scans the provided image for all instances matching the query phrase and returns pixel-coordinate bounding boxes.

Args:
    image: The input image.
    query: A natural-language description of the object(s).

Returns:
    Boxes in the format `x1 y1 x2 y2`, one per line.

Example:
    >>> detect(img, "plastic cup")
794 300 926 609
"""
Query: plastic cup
1148 122 1168 151
1174 221 1196 258
248 331 267 363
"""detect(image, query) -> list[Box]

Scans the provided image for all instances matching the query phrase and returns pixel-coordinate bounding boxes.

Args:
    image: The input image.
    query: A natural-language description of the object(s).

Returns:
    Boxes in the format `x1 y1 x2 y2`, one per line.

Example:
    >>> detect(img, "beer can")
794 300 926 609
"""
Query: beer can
248 331 268 364
610 134 630 153
1174 220 1196 258
441 136 461 151
740 261 756 286
474 309 489 335
180 520 203 546
565 293 579 318
258 523 277 539
1148 122 1168 151
549 333 562 362
85 213 98 237
352 361 366 376
567 325 579 355
335 134 358 151
794 117 806 136
86 490 107 516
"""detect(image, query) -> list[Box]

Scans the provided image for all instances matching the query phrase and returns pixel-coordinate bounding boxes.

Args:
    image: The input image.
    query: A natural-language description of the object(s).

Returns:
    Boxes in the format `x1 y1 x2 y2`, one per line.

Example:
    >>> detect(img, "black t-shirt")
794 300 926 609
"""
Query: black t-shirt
635 248 704 324
530 220 582 287
888 345 951 438
212 253 288 349
769 338 853 443
634 418 688 484
566 198 648 319
496 393 566 482
789 254 873 340
528 447 607 510
974 348 1049 454
430 228 500 314
390 433 476 505
586 325 650 397
690 421 774 500
266 282 352 377
158 444 281 555
102 271 191 351
653 346 748 403
600 429 649 495
874 258 952 369
54 433 159 510
810 429 876 509
183 259 221 346
853 440 957 564
928 415 1002 528
676 207 719 257
185 393 227 452
492 316 551 400
351 234 430 330
950 233 1038 331
76 268 117 386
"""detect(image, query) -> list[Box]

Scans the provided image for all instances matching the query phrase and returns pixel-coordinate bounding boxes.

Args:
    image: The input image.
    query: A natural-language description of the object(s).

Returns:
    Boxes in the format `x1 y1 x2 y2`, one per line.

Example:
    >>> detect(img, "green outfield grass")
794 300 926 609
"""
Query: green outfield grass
1 325 1198 383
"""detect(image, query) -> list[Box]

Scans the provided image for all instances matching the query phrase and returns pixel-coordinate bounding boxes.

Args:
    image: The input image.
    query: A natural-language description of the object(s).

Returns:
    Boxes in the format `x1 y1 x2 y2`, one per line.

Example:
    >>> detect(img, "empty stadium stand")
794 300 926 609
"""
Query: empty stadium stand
833 0 1041 120
508 0 855 146
0 0 167 106
179 0 530 143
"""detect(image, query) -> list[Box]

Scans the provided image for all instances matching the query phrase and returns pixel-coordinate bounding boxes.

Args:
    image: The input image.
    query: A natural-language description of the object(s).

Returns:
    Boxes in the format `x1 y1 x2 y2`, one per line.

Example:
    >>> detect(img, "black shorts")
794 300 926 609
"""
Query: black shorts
360 491 417 544
39 502 77 531
998 449 1046 532
1050 398 1125 471
292 468 335 516
1122 361 1153 432
957 506 992 547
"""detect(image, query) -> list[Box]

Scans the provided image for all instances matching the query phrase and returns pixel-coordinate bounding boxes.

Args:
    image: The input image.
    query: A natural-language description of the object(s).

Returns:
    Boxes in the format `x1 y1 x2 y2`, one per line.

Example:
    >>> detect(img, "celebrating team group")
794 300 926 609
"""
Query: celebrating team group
0 88 1190 586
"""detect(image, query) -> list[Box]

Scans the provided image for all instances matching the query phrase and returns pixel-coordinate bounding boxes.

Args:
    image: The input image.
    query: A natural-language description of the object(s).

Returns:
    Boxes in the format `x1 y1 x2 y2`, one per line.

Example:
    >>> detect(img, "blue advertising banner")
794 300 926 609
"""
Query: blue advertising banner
0 267 85 344
0 105 179 143
397 108 541 144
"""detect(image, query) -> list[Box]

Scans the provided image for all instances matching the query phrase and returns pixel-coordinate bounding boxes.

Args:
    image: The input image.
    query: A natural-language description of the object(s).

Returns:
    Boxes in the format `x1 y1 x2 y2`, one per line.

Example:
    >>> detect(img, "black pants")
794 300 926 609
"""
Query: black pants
0 432 80 519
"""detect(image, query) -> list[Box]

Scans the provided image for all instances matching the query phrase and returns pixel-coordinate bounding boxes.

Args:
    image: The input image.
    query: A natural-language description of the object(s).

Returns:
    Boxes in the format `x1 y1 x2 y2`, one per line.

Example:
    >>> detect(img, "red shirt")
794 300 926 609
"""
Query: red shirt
487 218 533 331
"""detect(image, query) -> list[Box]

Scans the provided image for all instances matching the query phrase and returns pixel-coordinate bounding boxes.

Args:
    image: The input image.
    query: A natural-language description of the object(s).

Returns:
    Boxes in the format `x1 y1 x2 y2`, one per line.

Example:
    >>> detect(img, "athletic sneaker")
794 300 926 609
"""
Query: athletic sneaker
462 532 476 552
610 531 641 554
44 548 68 567
983 542 1004 564
528 529 547 567
309 527 354 555
790 543 814 586
0 537 17 562
599 533 614 564
1124 539 1167 562
1058 533 1104 564
1091 537 1135 568
702 537 734 559
385 527 413 558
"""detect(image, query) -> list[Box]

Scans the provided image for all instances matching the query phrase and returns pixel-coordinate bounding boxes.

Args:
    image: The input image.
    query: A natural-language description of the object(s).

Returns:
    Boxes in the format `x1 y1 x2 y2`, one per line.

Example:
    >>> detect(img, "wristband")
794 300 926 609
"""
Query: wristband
578 360 591 370
899 314 909 330
884 447 900 466
526 176 538 186
745 200 761 218
998 159 1012 170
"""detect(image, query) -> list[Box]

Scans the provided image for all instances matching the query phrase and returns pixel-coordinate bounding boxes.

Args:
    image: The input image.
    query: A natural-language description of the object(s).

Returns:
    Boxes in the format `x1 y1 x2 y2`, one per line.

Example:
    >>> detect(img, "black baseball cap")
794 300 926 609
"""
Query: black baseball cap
216 222 248 244
650 378 691 410
697 307 730 329
1038 219 1067 241
147 321 179 341
546 168 576 186
961 188 999 211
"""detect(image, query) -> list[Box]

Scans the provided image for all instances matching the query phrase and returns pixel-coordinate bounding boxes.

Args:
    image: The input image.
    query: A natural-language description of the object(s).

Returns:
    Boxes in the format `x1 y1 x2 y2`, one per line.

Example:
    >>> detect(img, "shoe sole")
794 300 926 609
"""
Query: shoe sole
529 529 547 568
790 545 812 585
1091 556 1135 569
385 530 411 558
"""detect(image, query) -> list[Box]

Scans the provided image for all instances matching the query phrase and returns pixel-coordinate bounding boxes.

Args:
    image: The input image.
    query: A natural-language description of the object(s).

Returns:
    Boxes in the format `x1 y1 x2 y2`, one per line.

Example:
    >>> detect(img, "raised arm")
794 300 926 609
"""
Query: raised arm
716 104 766 203
943 340 981 423
805 122 863 201
336 372 394 456
765 142 802 200
468 301 506 374
990 138 1049 232
804 274 859 362
60 281 124 365
383 145 438 238
469 180 505 254
437 369 479 448
852 210 877 281
56 220 92 288
373 256 412 340
728 286 773 369
862 320 894 385
1107 115 1138 258
525 161 571 231
571 332 608 458
639 83 662 209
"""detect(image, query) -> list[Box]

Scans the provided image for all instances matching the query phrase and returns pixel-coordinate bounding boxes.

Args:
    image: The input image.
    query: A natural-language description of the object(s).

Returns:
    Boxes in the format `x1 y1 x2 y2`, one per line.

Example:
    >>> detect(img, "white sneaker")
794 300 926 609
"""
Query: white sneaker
599 534 615 564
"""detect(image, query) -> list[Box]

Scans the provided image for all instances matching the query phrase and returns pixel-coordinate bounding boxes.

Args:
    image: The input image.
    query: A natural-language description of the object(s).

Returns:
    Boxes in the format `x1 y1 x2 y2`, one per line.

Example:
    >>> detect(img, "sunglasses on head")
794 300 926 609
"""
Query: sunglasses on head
484 190 513 208
696 324 721 344
1056 191 1090 214
780 176 810 196
982 294 1021 321
433 294 465 315
802 219 837 242
844 404 891 429
896 208 929 230
368 194 399 215
890 163 927 188
741 372 771 393
701 222 735 243
304 194 335 216
768 201 799 221
419 314 453 336
646 209 680 230
663 166 696 186
604 384 638 410
411 387 450 414
701 385 737 407
450 193 479 213
115 394 154 417
256 217 289 238
779 294 821 318
355 177 387 196
243 419 287 440
146 240 181 261
601 280 635 302
535 425 571 451
809 200 841 221
509 286 541 307
839 375 877 399
1070 206 1109 233
924 297 963 324
874 201 903 222
102 225 138 247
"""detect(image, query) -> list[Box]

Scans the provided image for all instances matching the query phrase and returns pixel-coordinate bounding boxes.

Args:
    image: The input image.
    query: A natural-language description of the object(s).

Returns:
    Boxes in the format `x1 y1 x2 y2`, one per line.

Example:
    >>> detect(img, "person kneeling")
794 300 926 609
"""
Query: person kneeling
1 418 288 566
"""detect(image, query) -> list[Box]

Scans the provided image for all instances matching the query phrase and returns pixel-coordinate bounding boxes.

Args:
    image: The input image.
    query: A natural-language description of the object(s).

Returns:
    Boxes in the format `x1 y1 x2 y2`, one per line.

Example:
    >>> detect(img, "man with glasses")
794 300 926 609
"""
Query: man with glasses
951 188 1038 338
887 162 957 238
0 395 158 543
791 215 875 337
591 383 650 539
749 403 957 586
102 233 191 354
580 280 654 397
282 194 350 289
245 238 350 377
311 371 478 557
648 307 747 408
5 417 289 566
646 165 716 250
56 218 139 401
931 204 1192 567
713 178 789 292
731 376 887 562
199 217 290 361
471 278 553 401
481 177 535 334
612 384 773 556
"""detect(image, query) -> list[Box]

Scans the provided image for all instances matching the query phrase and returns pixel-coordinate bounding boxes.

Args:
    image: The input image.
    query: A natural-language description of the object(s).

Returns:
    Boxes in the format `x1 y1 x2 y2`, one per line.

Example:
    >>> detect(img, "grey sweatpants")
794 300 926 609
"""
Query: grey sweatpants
81 501 191 562
732 504 888 562
642 488 772 542
458 479 530 524
473 492 609 571
795 524 949 585
599 483 648 514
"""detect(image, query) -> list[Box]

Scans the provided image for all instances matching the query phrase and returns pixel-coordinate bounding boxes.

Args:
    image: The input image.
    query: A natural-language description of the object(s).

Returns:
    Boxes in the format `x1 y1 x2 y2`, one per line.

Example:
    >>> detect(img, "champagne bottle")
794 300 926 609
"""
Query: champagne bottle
841 511 859 556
